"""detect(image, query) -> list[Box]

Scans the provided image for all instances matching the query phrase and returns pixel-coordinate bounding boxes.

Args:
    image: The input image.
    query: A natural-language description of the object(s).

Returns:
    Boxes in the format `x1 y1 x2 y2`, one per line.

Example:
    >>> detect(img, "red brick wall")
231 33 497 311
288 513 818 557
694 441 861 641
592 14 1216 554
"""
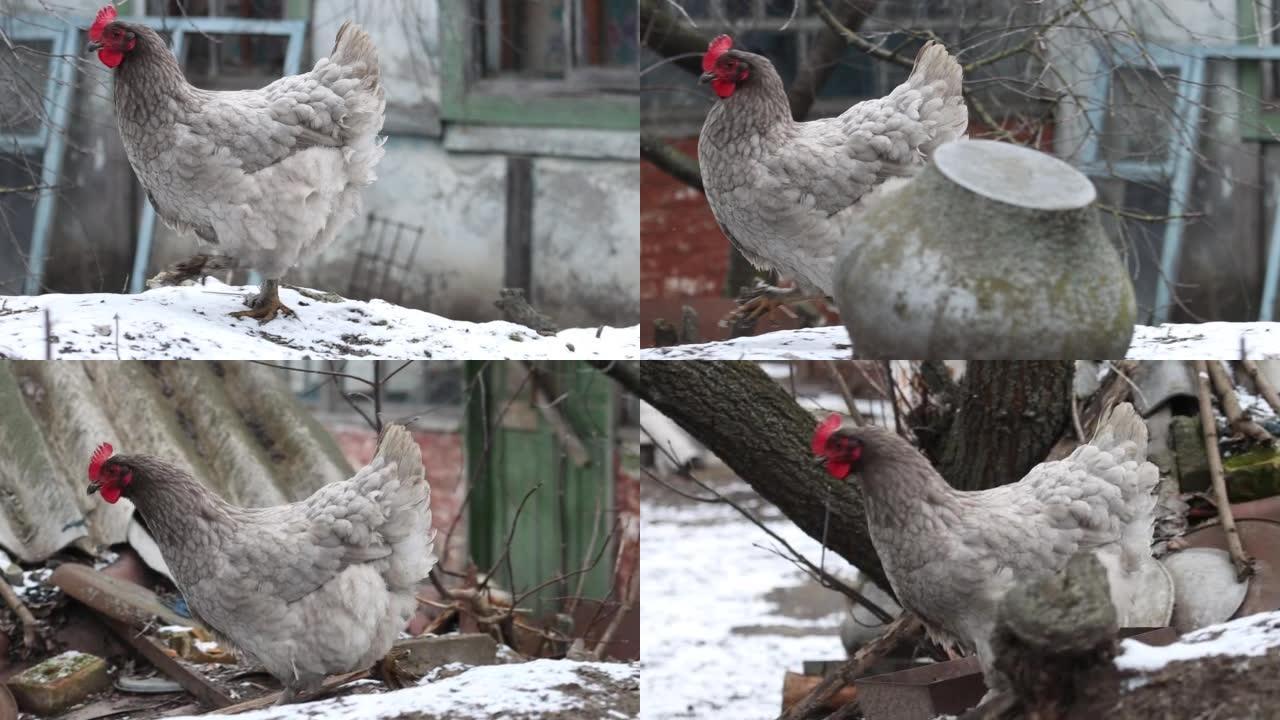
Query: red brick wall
641 137 727 302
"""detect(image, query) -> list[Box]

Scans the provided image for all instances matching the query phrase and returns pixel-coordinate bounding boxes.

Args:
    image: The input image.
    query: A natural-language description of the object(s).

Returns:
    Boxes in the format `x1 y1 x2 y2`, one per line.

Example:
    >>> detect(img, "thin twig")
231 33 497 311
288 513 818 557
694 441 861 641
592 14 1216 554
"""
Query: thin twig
824 361 866 426
1193 360 1255 581
778 612 922 720
590 573 638 660
1071 395 1085 443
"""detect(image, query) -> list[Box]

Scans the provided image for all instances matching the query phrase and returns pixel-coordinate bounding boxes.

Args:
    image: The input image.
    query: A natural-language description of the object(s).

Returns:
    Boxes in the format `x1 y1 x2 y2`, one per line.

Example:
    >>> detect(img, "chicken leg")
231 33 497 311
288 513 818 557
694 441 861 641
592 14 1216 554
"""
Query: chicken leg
231 278 296 324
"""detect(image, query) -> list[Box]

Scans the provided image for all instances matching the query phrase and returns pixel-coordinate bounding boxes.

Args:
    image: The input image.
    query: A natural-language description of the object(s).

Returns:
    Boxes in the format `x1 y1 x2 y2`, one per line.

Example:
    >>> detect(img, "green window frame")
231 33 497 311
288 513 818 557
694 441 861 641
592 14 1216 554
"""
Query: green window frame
1238 0 1280 140
439 1 638 130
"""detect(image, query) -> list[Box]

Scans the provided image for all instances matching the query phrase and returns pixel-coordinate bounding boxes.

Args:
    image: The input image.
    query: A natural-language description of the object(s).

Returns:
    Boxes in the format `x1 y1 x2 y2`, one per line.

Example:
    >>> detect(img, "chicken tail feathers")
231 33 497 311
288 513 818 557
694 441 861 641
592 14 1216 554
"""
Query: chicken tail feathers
1090 402 1149 464
908 41 963 101
331 21 381 86
369 425 438 590
1089 402 1159 573
902 41 968 153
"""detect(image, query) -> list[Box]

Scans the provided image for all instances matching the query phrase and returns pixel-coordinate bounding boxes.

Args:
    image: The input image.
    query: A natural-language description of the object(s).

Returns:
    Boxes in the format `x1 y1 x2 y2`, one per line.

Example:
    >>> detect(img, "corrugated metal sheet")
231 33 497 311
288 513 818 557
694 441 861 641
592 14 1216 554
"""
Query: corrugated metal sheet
0 361 353 564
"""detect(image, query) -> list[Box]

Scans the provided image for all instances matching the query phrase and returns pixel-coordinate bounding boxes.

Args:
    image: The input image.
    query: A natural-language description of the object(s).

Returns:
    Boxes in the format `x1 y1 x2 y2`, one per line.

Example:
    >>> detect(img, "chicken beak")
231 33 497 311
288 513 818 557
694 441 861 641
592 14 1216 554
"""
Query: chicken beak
86 41 102 53
699 71 715 84
812 455 829 468
86 483 99 495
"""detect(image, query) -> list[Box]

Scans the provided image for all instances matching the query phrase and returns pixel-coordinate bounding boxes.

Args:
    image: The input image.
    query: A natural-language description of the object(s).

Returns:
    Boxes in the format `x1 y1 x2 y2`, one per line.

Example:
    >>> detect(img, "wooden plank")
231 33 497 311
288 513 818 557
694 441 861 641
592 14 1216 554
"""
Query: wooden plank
104 619 232 710
50 564 196 631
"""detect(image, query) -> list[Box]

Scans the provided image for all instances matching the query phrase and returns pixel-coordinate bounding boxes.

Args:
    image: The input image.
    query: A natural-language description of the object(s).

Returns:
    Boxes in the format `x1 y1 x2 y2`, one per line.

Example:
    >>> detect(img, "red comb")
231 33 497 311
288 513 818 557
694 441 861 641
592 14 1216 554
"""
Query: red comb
90 5 117 42
88 442 113 479
703 35 733 72
812 414 842 454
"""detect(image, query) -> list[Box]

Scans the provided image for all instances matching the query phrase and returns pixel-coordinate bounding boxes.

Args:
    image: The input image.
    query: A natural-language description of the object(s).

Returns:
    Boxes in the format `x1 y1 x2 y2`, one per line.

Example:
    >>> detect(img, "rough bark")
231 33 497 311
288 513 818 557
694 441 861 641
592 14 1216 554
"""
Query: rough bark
926 362 1073 491
989 553 1120 719
605 360 890 591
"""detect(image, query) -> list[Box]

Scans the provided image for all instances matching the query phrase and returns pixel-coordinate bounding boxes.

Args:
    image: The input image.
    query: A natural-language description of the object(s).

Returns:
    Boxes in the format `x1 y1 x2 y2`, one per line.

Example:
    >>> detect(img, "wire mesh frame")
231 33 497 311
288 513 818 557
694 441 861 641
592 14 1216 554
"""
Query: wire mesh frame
347 212 429 308
1 18 78 296
121 16 308 293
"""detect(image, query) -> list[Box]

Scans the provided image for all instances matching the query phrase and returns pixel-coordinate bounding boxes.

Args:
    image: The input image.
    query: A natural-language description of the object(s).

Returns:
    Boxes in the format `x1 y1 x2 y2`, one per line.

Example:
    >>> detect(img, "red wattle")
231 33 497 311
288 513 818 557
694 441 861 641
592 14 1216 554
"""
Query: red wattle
100 483 123 504
712 78 736 98
99 48 124 68
826 459 851 479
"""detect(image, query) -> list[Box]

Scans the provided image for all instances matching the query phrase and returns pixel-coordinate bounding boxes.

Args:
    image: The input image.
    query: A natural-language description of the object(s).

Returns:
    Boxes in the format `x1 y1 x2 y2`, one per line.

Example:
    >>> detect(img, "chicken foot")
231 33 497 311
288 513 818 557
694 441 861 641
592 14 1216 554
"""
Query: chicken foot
231 278 297 324
720 280 824 326
146 254 239 288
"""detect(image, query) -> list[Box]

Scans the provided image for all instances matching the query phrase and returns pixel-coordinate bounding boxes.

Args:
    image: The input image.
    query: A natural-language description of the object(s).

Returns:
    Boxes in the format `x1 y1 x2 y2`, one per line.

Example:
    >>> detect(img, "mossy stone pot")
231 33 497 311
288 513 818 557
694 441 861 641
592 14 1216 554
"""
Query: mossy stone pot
833 139 1136 359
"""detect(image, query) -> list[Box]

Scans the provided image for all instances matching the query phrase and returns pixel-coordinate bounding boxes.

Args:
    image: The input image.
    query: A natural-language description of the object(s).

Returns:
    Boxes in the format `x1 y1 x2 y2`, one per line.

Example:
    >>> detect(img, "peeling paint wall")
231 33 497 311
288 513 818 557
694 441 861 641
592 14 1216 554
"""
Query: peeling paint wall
533 158 641 328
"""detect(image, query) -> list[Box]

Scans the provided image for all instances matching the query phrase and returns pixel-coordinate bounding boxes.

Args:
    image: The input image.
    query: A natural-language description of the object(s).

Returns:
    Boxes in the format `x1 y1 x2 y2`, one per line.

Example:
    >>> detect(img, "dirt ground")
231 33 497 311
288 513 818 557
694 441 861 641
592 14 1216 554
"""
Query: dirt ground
1110 646 1280 719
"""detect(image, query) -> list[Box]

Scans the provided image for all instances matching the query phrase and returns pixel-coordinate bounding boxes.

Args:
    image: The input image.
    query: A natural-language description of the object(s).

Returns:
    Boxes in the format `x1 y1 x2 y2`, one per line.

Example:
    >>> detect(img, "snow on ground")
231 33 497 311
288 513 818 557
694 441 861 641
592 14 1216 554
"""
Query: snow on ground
640 323 1280 359
641 326 850 359
642 481 852 719
0 282 638 360
184 659 638 720
1115 610 1280 672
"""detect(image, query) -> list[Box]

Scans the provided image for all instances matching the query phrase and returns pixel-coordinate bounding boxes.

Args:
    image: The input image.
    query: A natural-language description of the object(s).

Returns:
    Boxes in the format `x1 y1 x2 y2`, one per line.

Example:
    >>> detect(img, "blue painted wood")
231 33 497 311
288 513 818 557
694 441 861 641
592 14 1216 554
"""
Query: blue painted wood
1153 55 1206 324
128 17 306 293
26 28 79 295
1263 184 1280 320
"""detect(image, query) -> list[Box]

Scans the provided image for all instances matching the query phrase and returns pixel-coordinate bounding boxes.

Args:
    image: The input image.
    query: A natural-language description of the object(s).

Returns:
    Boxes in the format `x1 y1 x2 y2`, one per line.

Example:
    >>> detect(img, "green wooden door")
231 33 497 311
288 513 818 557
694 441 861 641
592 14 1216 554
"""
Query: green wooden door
465 362 615 617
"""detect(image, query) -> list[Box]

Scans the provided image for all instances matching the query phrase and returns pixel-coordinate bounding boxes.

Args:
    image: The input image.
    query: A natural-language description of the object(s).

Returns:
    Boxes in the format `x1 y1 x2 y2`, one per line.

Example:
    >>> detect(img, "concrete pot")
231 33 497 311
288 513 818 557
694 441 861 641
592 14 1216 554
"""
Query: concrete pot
833 139 1136 359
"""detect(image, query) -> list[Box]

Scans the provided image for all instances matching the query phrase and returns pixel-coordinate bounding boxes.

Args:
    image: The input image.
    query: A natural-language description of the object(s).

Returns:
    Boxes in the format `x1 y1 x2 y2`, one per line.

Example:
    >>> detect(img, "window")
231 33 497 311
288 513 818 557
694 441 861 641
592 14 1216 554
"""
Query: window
480 0 636 90
136 0 302 90
1101 67 1180 165
441 0 638 130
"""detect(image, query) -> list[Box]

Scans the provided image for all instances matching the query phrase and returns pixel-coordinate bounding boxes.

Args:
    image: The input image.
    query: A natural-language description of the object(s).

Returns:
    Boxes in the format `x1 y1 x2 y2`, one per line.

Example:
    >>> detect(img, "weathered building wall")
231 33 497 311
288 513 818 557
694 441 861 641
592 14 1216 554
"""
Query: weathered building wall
1048 0 1267 321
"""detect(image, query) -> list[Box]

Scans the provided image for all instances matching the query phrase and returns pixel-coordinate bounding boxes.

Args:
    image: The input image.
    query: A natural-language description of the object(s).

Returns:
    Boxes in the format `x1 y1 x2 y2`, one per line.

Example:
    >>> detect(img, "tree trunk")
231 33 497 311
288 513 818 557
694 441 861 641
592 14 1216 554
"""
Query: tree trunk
928 361 1073 491
604 360 890 592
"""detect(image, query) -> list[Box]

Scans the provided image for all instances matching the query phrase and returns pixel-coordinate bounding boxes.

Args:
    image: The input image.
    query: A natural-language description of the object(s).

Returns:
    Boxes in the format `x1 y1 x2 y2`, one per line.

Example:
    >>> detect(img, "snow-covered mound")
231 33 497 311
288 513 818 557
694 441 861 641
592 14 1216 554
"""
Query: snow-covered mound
0 281 637 359
1116 610 1280 672
640 323 1280 360
186 659 638 720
